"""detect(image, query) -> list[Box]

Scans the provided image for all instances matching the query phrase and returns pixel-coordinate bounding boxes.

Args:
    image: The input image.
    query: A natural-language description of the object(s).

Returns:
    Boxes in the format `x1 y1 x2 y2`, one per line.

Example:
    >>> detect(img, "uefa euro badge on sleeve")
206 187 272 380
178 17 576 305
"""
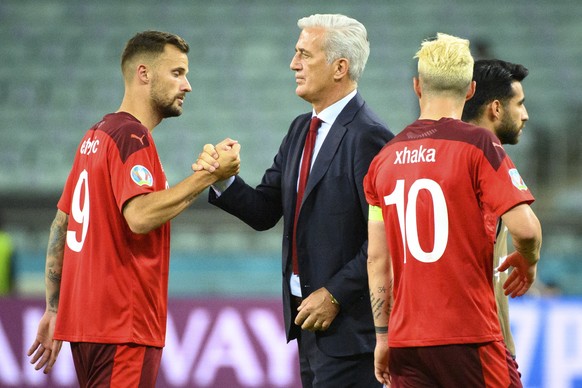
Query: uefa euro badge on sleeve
508 168 527 191
130 165 154 187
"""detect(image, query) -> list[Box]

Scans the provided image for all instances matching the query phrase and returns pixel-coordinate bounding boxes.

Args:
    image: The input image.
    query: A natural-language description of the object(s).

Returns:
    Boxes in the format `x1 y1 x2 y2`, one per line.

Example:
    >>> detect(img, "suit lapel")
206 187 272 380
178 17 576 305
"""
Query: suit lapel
302 93 364 201
303 124 346 199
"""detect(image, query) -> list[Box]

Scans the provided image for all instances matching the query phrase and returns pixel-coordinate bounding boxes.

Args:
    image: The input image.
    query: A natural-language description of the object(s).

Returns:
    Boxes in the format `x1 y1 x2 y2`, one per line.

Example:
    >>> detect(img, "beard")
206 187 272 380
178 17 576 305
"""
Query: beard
495 113 522 145
150 81 183 118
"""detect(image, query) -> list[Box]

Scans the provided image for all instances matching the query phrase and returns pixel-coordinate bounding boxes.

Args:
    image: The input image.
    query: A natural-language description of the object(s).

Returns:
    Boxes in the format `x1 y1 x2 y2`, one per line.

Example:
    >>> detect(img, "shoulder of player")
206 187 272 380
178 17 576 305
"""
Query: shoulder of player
98 113 147 136
94 113 151 162
448 121 507 168
436 119 501 149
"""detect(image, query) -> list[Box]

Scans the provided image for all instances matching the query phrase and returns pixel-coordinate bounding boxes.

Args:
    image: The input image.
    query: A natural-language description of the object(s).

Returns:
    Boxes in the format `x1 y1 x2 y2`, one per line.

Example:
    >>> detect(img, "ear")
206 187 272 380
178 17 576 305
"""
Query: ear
137 64 150 84
333 58 350 80
465 80 476 100
489 99 502 121
413 77 421 98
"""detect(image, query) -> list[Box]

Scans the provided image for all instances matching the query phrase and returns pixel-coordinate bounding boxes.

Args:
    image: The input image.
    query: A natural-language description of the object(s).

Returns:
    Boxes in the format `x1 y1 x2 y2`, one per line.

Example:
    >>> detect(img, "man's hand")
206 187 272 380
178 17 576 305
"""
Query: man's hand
27 310 62 374
213 141 241 181
498 250 537 298
192 138 239 174
374 333 391 386
294 287 340 332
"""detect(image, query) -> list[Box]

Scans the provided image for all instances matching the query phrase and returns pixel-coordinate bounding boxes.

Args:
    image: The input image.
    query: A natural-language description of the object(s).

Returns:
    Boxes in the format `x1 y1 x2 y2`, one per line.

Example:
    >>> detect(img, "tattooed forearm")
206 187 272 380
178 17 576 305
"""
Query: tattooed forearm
45 211 67 313
47 268 61 312
370 292 389 320
47 212 67 260
48 290 60 313
369 278 394 322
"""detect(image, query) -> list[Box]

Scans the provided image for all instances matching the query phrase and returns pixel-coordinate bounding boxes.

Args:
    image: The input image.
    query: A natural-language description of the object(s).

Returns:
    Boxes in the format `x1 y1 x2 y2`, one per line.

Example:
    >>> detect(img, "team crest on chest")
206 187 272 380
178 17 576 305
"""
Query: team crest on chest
131 165 154 187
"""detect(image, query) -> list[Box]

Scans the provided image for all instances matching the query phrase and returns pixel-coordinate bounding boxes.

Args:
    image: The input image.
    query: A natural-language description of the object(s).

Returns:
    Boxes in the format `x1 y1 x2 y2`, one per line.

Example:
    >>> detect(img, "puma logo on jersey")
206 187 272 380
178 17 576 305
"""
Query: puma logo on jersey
131 133 146 145
394 145 436 164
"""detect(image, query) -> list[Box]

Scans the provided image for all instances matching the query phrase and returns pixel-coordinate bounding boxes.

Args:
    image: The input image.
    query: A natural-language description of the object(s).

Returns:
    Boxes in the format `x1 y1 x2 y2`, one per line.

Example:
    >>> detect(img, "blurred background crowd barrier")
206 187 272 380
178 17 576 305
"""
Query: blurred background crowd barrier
0 1 581 387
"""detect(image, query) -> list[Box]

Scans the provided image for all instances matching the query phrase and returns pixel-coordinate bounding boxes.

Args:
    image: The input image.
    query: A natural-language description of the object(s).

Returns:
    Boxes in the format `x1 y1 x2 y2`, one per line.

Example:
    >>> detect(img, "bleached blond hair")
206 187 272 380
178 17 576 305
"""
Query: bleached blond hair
414 33 474 96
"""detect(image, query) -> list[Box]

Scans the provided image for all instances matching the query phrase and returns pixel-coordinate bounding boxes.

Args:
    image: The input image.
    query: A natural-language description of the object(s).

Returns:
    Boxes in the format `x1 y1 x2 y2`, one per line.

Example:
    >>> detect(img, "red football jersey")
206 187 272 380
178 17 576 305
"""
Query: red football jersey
54 112 170 347
364 118 534 347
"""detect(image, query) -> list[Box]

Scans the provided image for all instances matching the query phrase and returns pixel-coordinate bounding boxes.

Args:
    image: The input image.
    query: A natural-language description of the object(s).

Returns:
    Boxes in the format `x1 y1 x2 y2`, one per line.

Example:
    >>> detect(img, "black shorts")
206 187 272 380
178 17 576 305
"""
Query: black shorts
389 341 521 387
70 342 162 387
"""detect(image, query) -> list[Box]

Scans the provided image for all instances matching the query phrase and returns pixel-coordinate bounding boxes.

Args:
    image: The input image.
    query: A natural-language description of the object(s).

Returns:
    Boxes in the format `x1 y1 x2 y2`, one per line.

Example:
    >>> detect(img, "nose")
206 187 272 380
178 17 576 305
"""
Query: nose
522 105 529 122
183 77 192 93
290 52 300 71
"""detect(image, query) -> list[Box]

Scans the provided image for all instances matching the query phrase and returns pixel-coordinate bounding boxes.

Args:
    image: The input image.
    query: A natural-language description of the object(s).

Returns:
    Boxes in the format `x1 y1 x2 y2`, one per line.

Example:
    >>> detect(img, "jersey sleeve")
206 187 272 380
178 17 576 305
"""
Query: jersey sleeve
364 155 381 207
109 125 161 212
477 151 534 217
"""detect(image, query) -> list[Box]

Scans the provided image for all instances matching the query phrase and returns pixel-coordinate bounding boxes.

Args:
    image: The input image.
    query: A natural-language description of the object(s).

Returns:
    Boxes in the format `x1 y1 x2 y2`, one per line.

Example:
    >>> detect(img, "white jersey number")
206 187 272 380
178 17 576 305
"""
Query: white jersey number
384 179 448 263
66 169 90 252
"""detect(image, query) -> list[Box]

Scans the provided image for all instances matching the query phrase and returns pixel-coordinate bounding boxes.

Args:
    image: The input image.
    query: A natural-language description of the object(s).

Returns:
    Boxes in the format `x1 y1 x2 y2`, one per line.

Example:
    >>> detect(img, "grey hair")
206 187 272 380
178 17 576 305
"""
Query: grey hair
297 14 370 82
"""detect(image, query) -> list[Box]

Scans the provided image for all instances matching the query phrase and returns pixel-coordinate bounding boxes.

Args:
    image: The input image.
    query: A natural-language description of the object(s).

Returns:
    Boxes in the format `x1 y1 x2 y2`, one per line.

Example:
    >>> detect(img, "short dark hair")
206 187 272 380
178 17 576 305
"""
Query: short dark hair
121 30 189 75
462 59 529 122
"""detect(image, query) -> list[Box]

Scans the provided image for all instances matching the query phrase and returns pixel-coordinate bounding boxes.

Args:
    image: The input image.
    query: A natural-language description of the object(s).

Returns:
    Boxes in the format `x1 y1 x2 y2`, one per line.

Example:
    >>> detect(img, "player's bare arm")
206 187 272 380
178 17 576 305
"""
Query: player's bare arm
45 210 67 311
501 203 542 264
124 141 240 234
367 217 393 385
27 209 67 374
500 204 542 296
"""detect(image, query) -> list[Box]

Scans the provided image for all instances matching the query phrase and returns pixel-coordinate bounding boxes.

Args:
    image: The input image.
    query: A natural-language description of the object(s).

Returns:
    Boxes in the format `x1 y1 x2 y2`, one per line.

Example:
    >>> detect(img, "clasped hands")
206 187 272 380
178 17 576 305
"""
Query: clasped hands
192 138 241 180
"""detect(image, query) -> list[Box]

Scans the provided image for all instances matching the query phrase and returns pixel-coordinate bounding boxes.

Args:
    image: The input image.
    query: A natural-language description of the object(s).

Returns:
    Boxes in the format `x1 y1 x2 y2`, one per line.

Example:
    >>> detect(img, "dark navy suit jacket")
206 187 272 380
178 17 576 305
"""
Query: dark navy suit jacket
209 92 394 356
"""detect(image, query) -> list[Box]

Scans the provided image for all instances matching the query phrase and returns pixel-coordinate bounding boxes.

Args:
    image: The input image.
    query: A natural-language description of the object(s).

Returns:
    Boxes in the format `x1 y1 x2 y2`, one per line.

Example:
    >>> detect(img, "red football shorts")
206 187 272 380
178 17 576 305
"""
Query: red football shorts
389 341 521 387
70 342 163 387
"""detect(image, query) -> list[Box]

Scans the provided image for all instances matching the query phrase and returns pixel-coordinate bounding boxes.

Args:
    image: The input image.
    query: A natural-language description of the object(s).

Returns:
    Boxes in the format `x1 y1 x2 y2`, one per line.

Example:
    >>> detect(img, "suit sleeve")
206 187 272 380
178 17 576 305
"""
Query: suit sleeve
209 175 283 231
208 132 292 231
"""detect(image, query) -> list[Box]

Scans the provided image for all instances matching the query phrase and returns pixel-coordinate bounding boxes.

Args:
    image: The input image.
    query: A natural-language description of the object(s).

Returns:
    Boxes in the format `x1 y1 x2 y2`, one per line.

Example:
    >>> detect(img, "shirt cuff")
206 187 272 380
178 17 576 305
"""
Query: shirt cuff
211 176 235 197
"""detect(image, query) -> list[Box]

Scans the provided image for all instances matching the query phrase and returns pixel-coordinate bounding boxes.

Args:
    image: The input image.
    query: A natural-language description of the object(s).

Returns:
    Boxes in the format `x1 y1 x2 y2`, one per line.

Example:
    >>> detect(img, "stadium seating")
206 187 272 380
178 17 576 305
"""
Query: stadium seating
1 0 581 295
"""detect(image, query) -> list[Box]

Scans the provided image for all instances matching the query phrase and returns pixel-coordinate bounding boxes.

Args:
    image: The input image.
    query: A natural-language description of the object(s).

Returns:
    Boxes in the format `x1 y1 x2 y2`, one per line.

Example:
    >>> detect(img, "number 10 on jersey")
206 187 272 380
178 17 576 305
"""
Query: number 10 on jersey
383 179 449 264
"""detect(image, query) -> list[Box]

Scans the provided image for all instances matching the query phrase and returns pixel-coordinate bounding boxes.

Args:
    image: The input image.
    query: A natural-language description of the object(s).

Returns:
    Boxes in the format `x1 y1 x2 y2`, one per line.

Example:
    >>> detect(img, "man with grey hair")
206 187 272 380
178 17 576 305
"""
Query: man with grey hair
198 13 393 387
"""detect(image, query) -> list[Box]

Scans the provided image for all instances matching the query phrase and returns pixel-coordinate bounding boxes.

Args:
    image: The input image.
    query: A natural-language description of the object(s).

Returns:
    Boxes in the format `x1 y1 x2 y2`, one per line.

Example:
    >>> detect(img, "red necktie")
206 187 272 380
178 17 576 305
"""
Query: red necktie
292 116 322 274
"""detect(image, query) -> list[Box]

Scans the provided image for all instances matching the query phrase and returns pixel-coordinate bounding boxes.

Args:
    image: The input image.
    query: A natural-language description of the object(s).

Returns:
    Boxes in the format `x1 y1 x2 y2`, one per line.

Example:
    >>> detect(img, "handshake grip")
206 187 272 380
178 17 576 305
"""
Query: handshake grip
192 138 241 181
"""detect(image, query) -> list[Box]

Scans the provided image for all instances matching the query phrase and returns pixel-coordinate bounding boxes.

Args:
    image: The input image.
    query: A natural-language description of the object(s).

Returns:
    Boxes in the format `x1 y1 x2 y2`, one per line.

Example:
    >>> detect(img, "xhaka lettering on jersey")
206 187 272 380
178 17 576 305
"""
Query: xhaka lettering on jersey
80 138 99 155
394 145 436 164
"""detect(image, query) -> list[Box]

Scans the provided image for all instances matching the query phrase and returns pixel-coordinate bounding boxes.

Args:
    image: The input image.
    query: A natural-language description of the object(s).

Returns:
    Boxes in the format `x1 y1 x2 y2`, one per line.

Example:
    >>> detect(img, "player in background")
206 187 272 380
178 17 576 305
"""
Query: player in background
27 30 240 386
365 33 541 387
462 58 530 360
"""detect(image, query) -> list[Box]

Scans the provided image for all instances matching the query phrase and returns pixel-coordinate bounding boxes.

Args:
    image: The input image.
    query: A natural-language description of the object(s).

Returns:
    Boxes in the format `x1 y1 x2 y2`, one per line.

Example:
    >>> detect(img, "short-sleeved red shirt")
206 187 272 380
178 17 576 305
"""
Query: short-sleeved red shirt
364 118 534 347
54 112 170 347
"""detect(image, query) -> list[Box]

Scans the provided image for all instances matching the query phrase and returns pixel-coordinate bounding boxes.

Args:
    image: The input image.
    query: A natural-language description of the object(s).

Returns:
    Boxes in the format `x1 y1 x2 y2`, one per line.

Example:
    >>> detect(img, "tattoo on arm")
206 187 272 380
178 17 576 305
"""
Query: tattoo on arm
46 211 67 313
370 292 386 320
369 278 394 321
